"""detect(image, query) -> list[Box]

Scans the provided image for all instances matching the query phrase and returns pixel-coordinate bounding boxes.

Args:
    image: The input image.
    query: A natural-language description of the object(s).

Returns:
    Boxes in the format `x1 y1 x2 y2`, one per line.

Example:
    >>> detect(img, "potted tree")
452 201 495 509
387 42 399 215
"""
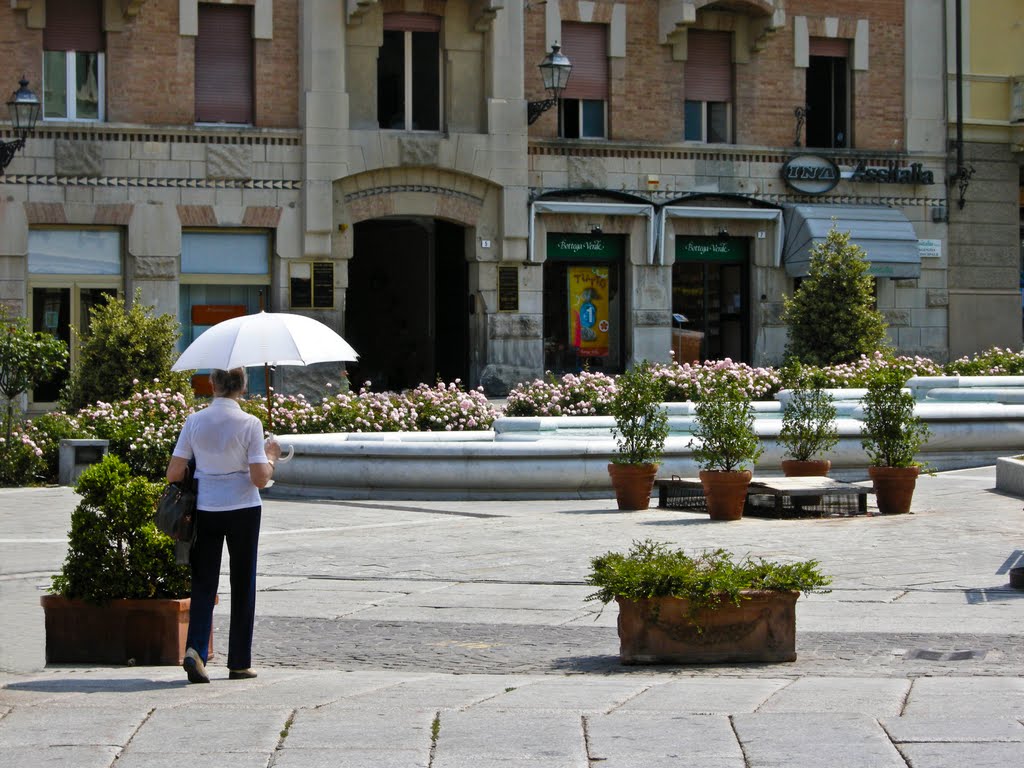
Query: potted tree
586 540 831 664
41 454 202 665
607 361 670 510
689 382 764 520
779 385 839 477
860 366 931 514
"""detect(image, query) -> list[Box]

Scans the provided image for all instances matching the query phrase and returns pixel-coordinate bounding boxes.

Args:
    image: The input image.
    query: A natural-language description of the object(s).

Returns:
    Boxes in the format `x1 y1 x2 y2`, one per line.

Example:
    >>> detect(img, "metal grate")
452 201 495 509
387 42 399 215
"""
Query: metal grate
744 491 865 519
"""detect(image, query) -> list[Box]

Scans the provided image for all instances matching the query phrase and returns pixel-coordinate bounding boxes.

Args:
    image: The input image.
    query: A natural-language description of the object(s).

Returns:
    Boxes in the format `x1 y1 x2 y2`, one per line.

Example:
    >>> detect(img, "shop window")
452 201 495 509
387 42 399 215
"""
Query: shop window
195 3 254 124
805 38 850 149
42 0 104 121
559 22 608 139
683 30 732 143
180 231 271 394
542 233 624 375
378 13 441 131
28 228 123 405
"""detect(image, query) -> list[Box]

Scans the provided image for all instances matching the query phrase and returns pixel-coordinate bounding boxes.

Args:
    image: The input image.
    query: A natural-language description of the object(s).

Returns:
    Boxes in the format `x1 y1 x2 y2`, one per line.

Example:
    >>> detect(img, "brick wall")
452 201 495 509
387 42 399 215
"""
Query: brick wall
526 0 905 150
1 1 298 129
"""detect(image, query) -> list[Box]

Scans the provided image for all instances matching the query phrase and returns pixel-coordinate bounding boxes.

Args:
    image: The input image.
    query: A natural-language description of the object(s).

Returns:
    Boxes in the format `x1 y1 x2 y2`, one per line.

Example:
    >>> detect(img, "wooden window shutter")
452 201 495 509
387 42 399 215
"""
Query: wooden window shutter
195 4 253 124
560 22 608 101
44 0 103 52
383 13 442 32
809 37 850 58
684 30 732 102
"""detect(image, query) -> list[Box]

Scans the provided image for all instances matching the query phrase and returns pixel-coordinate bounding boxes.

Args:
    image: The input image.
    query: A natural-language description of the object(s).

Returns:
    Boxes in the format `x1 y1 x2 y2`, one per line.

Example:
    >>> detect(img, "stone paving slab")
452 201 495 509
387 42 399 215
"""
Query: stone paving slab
469 677 652 712
125 705 292 754
731 713 907 768
896 742 1024 768
0 703 148 747
902 677 1024 717
880 715 1024 743
0 746 120 768
585 713 746 767
430 711 588 767
755 677 910 715
612 678 789 714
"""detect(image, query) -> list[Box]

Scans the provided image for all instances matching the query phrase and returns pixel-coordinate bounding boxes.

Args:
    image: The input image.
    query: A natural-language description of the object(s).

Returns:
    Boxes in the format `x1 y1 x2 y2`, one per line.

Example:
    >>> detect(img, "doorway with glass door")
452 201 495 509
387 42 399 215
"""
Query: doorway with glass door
671 236 750 363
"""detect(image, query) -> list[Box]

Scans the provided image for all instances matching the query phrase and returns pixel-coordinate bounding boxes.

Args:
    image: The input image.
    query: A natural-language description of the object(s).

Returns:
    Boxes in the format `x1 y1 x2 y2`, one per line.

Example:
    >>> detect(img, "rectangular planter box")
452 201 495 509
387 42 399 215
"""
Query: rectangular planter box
615 591 799 664
40 595 212 666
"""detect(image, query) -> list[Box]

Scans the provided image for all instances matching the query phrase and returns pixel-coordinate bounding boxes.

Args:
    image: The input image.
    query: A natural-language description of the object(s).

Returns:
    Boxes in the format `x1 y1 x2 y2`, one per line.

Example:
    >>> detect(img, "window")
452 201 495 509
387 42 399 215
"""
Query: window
559 23 608 139
377 14 441 131
195 3 254 124
805 38 850 149
42 0 104 121
28 228 123 405
683 30 732 143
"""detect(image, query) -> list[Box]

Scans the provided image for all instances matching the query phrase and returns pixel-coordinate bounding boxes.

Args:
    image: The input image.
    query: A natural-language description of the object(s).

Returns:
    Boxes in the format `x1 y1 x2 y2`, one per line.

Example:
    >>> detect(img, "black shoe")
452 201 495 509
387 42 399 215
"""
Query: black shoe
228 668 257 680
183 648 210 684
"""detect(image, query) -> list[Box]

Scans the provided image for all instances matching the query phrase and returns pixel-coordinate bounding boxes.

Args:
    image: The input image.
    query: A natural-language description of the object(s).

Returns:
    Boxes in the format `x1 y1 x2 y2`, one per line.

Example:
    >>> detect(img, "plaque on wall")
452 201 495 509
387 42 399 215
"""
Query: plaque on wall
498 266 519 312
313 262 334 308
289 261 334 309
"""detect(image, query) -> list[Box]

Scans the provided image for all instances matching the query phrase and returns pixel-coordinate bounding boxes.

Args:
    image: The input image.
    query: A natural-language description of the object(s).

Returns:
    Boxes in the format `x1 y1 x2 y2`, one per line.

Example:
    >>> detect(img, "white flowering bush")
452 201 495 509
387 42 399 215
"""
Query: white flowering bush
652 360 782 402
945 347 1024 376
788 352 942 389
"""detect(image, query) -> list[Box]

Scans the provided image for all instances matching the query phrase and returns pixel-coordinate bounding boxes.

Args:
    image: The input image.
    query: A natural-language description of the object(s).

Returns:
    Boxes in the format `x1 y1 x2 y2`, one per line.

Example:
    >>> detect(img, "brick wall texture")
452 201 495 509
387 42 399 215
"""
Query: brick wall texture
526 0 905 150
2 1 298 129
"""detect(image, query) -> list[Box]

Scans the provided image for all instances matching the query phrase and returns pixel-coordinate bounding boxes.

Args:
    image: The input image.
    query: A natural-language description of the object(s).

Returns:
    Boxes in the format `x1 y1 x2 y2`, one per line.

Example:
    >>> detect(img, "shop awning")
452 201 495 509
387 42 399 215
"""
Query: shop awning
782 205 921 278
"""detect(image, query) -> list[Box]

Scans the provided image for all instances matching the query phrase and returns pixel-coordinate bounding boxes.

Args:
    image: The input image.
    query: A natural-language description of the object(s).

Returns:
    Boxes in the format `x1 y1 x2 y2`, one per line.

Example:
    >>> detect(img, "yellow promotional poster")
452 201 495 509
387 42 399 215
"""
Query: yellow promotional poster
568 266 609 357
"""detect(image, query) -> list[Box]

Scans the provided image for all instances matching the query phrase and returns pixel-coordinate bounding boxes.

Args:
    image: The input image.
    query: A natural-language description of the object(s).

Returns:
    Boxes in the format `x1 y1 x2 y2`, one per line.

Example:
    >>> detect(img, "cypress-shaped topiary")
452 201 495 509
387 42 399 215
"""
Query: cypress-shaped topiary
782 224 889 366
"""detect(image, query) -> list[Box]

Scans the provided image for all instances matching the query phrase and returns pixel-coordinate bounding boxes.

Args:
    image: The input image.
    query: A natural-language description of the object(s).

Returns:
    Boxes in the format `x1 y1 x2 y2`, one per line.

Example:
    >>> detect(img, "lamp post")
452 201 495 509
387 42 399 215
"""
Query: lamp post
2 78 41 173
527 44 572 125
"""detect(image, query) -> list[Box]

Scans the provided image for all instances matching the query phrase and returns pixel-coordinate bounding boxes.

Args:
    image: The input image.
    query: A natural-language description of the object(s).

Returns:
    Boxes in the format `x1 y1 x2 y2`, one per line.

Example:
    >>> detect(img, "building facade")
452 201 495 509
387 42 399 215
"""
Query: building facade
0 1 1017 406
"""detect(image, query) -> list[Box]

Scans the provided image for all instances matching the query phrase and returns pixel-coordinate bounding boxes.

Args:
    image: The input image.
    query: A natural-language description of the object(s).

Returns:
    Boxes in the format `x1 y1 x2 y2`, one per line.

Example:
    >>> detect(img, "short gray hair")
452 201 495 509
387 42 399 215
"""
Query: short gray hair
210 367 247 397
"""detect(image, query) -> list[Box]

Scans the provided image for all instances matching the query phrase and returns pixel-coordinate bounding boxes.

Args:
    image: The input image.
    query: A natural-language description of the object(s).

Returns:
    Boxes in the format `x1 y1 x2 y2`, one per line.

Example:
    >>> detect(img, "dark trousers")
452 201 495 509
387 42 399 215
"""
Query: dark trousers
186 505 261 670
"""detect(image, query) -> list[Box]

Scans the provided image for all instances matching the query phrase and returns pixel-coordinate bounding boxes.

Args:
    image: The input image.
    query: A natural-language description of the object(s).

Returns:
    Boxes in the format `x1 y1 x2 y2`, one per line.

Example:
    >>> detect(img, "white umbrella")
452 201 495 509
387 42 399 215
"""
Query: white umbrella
172 311 358 371
172 311 358 429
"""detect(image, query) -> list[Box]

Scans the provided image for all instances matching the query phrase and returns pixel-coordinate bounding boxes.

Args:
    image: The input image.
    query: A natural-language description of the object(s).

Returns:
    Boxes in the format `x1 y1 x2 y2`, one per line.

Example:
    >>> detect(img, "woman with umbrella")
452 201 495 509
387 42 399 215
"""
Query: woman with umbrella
165 367 282 684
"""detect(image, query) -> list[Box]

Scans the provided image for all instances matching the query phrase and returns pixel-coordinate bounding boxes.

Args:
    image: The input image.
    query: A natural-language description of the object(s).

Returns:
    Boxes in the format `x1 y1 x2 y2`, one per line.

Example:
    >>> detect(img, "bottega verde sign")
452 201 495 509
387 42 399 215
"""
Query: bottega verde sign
782 154 935 195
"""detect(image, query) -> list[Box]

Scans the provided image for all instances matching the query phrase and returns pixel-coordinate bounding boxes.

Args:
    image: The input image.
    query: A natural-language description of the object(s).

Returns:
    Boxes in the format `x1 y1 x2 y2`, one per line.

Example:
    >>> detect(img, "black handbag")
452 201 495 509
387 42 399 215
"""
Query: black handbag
155 464 197 543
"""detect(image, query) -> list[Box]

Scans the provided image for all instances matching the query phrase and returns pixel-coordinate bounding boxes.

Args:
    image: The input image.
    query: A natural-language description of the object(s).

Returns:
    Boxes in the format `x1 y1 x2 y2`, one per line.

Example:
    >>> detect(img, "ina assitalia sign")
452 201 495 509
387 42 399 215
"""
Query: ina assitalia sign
568 266 609 357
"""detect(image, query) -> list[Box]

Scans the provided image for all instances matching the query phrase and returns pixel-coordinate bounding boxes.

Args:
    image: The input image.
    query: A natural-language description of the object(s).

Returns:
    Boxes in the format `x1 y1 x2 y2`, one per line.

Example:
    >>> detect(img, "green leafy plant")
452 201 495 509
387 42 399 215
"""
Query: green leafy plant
60 290 192 412
689 382 764 471
860 366 931 468
50 454 190 603
609 361 670 465
586 540 831 618
782 224 889 366
779 386 839 462
0 304 67 445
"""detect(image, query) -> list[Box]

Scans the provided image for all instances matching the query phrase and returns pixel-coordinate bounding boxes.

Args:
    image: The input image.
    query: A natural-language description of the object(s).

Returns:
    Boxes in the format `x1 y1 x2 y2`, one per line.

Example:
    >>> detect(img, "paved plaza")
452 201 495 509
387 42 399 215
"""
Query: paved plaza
1 466 1022 766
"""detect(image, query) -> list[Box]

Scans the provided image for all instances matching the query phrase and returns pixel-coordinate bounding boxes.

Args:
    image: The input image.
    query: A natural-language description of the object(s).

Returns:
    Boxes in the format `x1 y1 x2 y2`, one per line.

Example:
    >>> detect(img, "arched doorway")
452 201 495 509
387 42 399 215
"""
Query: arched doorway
345 218 468 392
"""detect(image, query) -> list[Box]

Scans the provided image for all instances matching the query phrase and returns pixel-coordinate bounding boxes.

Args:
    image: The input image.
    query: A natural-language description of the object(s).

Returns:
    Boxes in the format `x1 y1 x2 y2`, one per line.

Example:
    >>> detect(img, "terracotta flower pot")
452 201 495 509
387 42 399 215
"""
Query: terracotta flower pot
699 469 753 521
615 591 799 664
781 459 831 477
607 463 659 510
868 465 920 515
40 595 213 666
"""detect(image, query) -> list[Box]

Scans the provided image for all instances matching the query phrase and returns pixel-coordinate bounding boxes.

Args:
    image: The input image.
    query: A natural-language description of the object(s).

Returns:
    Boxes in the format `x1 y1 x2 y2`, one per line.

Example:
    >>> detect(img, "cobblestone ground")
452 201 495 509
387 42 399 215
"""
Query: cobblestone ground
240 619 1024 678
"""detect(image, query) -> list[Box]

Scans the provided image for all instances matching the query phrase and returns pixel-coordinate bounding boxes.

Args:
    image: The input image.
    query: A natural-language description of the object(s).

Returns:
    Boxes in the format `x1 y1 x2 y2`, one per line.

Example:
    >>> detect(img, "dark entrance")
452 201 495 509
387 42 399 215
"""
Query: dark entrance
346 218 468 392
671 236 750 363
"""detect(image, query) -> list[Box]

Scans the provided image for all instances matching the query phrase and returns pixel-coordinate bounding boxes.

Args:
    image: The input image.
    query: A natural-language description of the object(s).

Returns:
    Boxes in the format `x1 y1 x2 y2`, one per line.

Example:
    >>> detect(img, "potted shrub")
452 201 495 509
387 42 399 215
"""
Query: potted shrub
860 366 931 514
607 361 670 510
586 540 831 664
689 382 764 520
41 454 203 665
778 385 839 477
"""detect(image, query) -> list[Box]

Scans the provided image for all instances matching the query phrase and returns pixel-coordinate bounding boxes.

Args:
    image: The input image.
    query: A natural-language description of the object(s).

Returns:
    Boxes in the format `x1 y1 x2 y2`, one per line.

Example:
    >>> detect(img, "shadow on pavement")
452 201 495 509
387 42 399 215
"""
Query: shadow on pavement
4 677 184 693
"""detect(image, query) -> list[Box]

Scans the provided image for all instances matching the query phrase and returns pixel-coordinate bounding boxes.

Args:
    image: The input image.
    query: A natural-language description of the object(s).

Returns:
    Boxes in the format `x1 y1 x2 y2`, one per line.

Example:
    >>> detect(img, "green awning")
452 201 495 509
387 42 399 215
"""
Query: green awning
782 205 921 279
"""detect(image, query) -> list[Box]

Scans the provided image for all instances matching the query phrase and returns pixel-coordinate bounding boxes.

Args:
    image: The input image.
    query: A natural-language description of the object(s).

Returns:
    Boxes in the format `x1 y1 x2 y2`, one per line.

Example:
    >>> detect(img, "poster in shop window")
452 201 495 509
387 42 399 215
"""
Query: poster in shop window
568 266 609 357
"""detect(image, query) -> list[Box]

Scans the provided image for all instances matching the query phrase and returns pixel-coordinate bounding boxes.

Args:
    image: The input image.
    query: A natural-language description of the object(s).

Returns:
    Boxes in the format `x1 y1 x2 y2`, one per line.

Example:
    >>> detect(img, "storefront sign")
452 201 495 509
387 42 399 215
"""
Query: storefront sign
850 161 934 185
547 233 623 261
781 154 841 194
568 266 609 357
676 237 745 262
782 155 935 194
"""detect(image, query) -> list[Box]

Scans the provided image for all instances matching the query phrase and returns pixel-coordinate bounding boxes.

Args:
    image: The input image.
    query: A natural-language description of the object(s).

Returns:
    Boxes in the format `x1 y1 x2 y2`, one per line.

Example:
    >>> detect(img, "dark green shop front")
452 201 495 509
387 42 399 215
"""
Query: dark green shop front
671 236 750 363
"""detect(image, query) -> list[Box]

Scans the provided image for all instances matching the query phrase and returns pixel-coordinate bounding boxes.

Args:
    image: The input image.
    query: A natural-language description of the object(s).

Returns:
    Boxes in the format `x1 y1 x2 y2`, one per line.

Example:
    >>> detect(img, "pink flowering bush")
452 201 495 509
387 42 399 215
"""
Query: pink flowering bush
945 347 1024 376
0 427 48 486
789 352 942 389
76 385 195 481
652 360 782 402
505 370 617 416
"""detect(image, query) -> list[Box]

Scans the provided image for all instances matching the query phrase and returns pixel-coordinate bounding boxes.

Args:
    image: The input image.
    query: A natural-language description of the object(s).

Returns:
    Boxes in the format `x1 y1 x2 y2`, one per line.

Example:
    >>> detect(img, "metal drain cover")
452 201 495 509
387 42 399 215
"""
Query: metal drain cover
904 648 987 661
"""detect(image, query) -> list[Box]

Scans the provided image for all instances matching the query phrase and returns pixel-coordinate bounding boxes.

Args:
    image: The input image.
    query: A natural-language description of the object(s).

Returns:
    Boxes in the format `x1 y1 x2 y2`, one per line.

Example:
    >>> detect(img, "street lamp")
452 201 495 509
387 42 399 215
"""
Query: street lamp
527 44 572 125
2 78 41 173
